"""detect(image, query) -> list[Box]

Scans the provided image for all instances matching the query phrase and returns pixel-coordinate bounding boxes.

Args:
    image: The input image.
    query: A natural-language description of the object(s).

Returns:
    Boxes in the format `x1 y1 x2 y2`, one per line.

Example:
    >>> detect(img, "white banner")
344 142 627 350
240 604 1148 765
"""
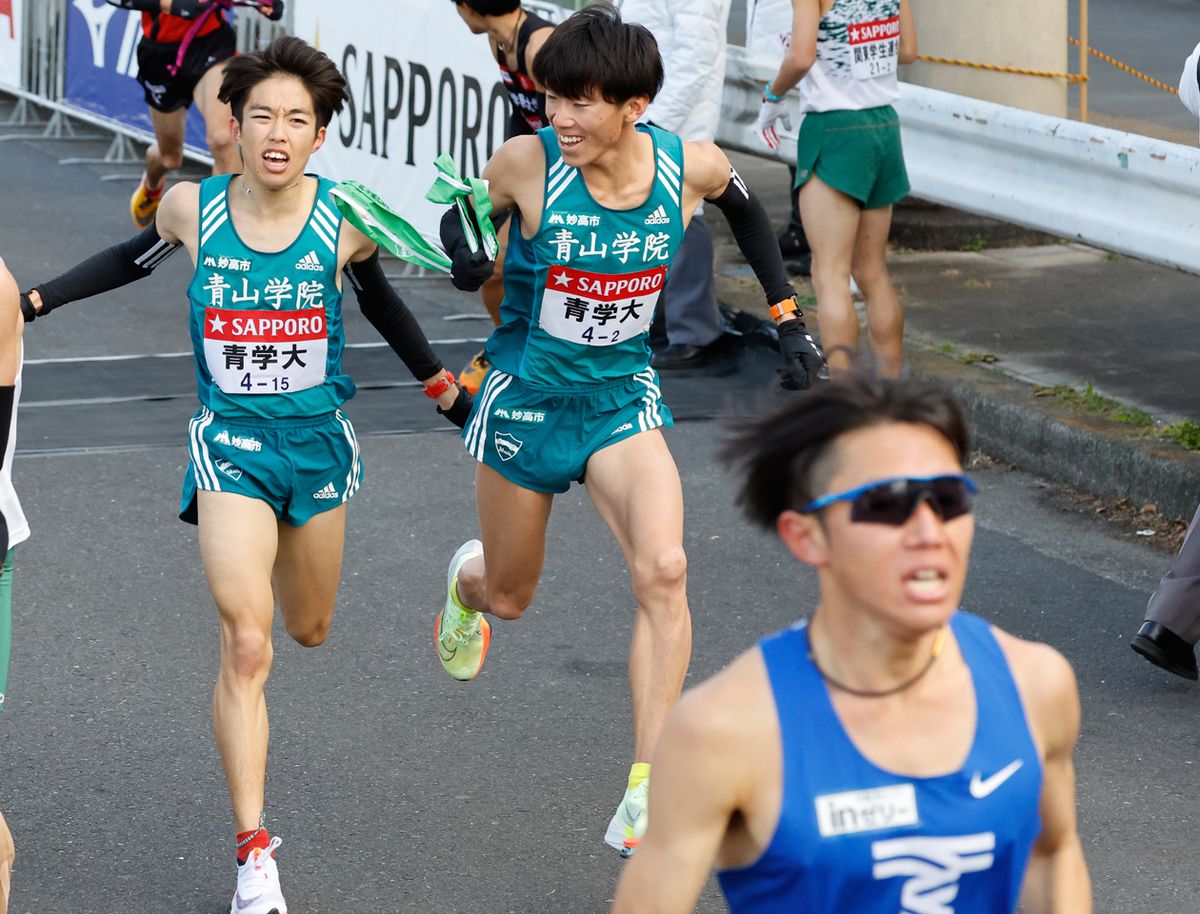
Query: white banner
293 0 566 246
0 0 22 90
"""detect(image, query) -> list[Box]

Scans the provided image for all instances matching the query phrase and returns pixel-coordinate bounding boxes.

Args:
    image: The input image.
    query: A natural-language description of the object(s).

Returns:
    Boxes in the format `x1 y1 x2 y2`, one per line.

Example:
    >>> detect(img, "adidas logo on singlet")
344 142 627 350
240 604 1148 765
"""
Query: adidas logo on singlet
644 204 670 226
313 481 340 500
295 250 324 272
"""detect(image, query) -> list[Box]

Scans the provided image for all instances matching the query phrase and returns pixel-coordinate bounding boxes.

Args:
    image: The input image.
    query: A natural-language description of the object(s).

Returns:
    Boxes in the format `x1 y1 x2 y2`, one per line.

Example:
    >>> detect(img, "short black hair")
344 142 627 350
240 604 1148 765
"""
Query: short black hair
452 0 521 13
218 36 348 129
532 2 663 104
721 376 971 529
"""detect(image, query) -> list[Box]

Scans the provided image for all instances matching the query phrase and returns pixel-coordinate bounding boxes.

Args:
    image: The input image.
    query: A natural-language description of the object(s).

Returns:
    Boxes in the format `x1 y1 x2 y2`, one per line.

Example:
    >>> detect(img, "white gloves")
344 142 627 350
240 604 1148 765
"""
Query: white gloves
755 94 793 150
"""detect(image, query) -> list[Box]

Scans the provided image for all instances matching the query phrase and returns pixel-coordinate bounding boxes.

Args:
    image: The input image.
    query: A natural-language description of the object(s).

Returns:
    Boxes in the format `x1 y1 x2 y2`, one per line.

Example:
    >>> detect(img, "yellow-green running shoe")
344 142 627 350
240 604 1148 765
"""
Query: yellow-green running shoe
604 779 649 857
435 539 490 681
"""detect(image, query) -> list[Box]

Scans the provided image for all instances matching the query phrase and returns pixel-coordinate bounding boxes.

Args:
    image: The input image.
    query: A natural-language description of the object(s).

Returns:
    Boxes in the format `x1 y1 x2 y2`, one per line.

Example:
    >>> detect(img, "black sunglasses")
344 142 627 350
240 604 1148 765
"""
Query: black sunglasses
800 474 977 526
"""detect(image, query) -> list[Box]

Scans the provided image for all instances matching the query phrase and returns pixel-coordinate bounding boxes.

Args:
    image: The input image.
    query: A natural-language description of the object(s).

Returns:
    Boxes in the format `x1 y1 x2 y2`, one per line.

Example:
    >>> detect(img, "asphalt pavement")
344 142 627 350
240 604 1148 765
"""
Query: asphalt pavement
2 98 1200 913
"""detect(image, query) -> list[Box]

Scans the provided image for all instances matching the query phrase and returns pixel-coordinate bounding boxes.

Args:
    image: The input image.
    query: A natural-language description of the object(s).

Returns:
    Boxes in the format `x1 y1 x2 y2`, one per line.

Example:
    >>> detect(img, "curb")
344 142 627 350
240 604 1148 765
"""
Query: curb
710 263 1200 522
908 343 1200 521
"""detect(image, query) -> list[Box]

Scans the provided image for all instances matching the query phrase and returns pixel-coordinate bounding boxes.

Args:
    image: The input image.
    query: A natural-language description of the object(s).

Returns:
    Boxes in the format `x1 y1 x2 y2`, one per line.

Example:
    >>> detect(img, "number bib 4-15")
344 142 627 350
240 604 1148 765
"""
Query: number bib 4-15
849 16 900 80
539 264 665 347
203 307 328 394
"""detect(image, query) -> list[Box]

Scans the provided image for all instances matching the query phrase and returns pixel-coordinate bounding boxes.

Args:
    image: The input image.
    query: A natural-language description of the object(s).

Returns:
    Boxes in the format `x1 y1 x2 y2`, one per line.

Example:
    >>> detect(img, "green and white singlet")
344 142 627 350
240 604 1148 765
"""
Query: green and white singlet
187 174 355 419
486 124 687 389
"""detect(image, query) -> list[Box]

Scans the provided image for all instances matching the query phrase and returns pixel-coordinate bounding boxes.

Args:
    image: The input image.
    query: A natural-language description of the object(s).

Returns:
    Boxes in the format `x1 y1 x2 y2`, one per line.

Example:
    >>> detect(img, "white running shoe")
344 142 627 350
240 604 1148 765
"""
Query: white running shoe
231 835 287 914
604 780 649 858
435 539 491 681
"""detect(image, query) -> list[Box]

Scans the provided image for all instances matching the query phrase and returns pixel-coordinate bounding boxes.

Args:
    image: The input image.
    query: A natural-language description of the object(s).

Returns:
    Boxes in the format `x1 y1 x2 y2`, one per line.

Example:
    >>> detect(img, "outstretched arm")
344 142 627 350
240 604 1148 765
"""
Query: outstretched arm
343 230 471 428
685 142 824 388
22 182 196 320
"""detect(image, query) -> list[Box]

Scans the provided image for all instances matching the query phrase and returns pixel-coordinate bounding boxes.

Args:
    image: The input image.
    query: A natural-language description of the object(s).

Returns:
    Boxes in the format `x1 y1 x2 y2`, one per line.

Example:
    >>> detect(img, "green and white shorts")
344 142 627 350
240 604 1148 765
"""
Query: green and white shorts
180 407 363 526
462 368 673 493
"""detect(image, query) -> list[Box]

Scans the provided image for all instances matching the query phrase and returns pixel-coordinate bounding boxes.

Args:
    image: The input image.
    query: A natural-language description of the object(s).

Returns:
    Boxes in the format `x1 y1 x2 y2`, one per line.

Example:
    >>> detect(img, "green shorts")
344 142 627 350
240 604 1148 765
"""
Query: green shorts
794 105 910 210
462 367 673 493
0 549 11 720
180 407 363 526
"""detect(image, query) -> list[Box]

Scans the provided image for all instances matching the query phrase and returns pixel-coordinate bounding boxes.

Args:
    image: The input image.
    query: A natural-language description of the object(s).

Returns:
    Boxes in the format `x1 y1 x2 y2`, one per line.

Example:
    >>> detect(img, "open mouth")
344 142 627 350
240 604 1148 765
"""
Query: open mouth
902 567 950 600
558 134 583 150
262 149 290 173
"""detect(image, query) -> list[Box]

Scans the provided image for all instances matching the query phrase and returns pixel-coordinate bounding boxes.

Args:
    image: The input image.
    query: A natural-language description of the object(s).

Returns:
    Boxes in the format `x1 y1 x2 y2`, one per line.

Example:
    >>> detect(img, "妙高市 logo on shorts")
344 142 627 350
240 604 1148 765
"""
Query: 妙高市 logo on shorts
493 432 523 461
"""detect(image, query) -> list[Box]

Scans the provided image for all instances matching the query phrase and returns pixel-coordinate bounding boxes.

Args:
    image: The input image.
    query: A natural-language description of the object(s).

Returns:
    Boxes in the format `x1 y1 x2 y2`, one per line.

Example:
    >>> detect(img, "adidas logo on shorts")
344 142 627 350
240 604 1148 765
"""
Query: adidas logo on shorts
312 481 340 500
644 204 670 226
295 250 324 271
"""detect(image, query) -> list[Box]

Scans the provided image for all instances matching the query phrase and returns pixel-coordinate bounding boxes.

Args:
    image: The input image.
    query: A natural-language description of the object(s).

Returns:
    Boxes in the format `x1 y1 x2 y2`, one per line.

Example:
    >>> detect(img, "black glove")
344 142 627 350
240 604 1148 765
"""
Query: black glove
776 317 825 390
439 208 494 293
259 0 284 21
169 0 219 19
19 291 37 323
437 387 474 429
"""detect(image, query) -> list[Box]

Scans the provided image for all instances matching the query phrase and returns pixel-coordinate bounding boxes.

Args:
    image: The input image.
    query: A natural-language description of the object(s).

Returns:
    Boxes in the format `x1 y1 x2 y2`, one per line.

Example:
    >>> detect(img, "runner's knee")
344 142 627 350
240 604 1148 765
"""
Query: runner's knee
206 127 237 167
285 616 330 648
632 545 688 603
221 623 273 680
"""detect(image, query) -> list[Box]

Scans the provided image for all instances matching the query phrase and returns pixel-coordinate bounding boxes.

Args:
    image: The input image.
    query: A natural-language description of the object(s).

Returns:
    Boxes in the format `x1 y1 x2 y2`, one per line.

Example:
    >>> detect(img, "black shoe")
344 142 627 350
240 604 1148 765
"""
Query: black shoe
651 341 718 371
1131 620 1199 681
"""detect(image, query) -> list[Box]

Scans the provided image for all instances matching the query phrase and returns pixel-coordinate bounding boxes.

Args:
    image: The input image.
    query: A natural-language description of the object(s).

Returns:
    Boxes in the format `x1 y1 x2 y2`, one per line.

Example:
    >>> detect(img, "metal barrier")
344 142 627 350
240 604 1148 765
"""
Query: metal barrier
720 44 1200 276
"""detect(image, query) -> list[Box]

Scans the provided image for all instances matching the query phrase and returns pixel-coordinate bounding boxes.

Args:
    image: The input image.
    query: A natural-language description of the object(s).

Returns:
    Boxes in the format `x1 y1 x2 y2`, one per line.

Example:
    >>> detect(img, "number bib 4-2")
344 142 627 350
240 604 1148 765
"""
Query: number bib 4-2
204 307 328 394
539 264 665 347
849 16 900 80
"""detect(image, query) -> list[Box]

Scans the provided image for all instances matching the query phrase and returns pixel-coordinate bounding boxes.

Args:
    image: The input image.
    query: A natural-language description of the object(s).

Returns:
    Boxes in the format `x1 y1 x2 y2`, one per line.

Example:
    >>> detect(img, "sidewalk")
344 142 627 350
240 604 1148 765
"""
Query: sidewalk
712 150 1200 520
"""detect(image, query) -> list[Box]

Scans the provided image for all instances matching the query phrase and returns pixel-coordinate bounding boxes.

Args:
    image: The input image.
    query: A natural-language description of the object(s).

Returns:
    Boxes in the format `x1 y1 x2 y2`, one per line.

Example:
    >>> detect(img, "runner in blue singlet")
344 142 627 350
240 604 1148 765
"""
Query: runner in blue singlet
429 3 825 859
614 375 1093 913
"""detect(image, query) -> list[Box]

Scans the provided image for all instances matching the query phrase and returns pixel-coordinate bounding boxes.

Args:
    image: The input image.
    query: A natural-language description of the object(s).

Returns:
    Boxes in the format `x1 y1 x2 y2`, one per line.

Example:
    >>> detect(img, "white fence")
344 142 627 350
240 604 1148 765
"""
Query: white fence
720 45 1200 275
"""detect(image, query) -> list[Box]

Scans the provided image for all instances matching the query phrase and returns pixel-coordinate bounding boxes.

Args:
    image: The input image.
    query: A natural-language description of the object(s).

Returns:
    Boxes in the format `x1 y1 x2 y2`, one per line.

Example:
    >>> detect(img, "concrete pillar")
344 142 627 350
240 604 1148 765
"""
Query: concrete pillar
902 0 1069 117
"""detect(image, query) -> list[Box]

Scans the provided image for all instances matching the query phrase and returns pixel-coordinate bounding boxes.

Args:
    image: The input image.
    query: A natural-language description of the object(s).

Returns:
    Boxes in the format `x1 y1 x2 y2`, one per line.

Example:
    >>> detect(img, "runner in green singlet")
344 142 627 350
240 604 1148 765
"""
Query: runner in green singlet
21 37 469 914
430 2 825 857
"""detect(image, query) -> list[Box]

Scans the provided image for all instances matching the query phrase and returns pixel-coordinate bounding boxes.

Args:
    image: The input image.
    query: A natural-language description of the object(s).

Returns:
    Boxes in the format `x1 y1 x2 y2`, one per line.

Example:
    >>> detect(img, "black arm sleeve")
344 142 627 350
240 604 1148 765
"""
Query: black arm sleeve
706 166 795 307
345 251 444 381
29 224 181 320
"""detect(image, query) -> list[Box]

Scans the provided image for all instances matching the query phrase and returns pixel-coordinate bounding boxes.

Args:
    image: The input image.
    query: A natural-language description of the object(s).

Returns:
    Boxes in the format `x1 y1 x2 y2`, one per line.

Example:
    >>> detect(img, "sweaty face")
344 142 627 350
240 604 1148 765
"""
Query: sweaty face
810 422 974 637
233 74 326 188
545 89 639 165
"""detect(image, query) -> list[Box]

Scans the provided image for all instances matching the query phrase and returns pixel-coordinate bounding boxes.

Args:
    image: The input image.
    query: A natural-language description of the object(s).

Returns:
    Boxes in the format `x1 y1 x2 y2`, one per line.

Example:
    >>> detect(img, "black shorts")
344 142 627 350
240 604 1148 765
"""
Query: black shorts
136 24 237 113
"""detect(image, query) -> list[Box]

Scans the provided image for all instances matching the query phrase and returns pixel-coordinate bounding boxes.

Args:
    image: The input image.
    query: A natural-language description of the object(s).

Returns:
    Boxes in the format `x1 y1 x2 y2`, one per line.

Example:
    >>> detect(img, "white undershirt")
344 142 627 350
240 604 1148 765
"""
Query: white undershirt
1 350 29 550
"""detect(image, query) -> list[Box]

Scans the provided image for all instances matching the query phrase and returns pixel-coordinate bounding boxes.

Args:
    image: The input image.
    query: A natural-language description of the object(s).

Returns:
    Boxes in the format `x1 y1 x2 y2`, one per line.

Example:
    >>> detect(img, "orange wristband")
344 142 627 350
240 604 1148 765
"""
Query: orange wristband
423 371 456 399
769 297 799 321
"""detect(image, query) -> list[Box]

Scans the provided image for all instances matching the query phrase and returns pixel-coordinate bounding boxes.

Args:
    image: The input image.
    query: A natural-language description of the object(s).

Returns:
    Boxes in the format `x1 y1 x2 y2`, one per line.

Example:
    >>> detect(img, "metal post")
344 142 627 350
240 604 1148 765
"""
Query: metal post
1078 0 1088 122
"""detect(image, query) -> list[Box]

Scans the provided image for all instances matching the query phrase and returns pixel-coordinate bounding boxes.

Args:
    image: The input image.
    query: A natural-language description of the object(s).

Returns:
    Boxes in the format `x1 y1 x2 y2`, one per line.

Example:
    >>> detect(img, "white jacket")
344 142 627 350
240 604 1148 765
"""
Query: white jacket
745 0 793 60
618 0 732 142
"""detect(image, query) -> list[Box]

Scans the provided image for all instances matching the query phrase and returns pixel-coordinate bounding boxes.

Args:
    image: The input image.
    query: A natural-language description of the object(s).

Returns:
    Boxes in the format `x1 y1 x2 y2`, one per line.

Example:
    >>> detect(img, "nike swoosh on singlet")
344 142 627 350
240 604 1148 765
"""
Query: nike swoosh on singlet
968 759 1024 799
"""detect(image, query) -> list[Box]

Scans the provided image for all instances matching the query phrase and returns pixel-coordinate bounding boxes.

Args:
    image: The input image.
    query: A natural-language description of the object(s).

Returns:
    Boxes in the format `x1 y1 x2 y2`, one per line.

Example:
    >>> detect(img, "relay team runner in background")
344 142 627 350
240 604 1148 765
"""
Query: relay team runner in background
106 0 285 230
